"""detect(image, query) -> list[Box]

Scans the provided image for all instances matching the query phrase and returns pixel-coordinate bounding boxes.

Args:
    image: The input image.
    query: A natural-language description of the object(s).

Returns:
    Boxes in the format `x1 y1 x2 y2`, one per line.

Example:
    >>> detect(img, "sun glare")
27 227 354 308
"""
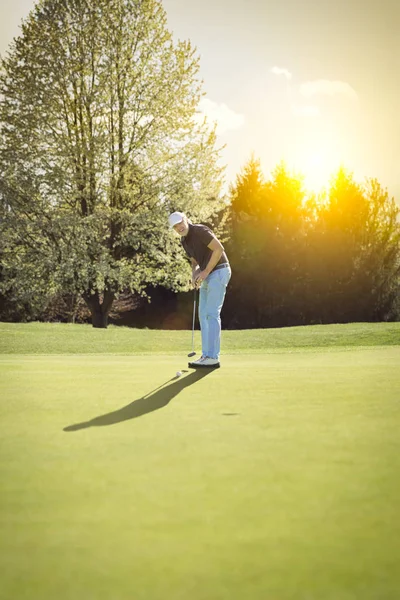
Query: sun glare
293 146 340 194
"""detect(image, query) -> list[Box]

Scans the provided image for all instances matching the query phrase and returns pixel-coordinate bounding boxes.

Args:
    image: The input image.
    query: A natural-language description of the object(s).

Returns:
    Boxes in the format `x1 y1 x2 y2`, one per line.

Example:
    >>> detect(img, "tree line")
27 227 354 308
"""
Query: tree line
1 0 399 329
221 159 400 328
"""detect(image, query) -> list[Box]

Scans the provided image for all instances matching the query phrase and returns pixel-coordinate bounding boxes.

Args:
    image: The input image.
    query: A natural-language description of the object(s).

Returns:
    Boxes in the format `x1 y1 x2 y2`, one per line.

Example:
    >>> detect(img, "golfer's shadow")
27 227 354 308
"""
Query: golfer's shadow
64 369 212 432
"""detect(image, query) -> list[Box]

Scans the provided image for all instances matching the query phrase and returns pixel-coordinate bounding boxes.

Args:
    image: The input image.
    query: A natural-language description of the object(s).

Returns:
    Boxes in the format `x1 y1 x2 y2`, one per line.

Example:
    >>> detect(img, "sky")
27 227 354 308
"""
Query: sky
1 0 399 200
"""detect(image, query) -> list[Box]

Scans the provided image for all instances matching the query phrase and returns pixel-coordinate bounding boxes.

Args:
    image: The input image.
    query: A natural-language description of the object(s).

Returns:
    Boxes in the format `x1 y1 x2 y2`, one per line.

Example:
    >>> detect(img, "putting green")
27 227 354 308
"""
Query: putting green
1 343 400 600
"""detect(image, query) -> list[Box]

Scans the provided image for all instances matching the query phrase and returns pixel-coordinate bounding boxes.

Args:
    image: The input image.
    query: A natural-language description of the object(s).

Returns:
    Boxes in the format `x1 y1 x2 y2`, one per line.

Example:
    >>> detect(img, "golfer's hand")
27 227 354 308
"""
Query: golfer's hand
195 270 208 287
192 267 200 287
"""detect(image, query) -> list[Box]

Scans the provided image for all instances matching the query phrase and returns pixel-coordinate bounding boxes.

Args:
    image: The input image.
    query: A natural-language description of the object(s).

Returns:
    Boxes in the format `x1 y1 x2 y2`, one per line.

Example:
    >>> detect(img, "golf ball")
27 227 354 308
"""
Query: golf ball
176 371 182 377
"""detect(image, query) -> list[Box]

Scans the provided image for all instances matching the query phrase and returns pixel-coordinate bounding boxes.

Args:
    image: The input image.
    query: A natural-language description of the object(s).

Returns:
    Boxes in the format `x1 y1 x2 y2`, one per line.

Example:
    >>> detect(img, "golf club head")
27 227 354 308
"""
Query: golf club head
187 351 196 357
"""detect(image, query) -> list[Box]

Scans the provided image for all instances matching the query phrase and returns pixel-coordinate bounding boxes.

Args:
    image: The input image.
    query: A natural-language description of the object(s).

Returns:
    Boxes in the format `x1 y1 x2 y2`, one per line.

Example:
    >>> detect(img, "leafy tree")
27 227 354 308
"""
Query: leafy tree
296 169 369 323
224 160 400 328
0 0 223 327
223 157 264 327
362 179 400 320
301 170 400 323
225 158 308 327
338 175 400 321
230 154 265 218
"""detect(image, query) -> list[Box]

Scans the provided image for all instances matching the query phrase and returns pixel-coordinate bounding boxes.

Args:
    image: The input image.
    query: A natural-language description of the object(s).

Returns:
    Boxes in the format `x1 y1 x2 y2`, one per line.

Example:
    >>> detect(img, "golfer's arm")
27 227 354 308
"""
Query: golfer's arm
204 239 224 275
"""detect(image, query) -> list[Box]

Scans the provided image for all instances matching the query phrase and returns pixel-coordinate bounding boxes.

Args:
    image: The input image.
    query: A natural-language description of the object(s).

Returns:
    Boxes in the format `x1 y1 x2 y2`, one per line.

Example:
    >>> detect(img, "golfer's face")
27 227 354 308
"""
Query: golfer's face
173 219 189 236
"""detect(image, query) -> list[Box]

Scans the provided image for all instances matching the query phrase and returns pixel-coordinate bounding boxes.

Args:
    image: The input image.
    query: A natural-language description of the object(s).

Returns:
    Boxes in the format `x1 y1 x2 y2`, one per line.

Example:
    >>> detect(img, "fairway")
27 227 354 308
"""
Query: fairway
1 324 400 600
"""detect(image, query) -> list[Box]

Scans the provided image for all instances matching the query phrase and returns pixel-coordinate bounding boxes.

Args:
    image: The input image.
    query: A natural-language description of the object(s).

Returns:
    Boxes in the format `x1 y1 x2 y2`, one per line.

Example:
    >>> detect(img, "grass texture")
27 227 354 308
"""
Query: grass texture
0 322 399 600
1 320 399 354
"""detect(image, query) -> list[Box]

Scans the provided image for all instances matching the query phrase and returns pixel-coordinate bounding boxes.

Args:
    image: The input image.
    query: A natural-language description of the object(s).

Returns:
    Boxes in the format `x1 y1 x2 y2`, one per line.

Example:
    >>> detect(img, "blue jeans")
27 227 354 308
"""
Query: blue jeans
198 266 231 360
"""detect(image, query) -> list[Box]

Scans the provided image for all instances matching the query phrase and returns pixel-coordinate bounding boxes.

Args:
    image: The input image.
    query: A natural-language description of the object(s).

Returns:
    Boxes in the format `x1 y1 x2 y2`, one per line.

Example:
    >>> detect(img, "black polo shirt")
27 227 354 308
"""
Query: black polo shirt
181 224 229 272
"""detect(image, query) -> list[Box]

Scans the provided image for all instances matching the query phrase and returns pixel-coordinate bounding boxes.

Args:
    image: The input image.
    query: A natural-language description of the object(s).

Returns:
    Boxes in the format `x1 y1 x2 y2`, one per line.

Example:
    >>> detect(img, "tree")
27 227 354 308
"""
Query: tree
342 176 400 321
0 0 223 327
224 159 400 328
230 154 265 218
296 169 370 323
303 170 400 323
224 158 309 327
223 156 265 327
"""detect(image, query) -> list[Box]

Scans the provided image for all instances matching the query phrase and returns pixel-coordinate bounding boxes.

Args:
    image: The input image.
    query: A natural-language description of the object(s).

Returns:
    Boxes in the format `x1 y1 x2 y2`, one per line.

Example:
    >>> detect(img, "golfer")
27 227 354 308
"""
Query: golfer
168 211 231 368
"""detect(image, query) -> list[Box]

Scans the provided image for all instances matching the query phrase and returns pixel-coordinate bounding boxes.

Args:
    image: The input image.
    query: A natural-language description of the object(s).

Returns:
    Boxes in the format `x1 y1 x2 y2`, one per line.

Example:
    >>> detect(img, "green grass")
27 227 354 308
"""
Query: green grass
1 320 399 354
1 322 400 600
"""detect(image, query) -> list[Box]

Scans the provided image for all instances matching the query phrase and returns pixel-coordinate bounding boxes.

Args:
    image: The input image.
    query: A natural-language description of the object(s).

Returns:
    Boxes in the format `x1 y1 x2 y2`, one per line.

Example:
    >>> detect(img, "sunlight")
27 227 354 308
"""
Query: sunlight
293 146 341 194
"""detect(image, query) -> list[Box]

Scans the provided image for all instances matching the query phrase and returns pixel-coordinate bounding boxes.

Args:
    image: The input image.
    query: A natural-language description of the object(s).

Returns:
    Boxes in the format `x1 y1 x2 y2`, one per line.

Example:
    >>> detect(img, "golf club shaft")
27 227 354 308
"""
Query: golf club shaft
191 291 196 352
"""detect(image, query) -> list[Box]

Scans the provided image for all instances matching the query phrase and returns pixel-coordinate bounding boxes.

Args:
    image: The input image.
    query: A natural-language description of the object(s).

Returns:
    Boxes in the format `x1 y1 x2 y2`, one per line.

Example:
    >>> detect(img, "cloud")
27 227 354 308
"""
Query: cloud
271 66 292 80
197 98 245 135
300 79 358 101
291 104 321 117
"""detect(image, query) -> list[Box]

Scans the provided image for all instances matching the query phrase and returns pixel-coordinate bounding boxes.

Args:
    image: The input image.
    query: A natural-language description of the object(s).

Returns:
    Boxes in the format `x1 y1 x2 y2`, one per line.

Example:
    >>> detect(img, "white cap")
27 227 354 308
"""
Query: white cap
168 211 185 228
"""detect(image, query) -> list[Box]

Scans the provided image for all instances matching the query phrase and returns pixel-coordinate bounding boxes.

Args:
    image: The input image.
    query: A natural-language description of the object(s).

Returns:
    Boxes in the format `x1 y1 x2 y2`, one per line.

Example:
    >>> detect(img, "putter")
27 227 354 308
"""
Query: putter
188 287 197 357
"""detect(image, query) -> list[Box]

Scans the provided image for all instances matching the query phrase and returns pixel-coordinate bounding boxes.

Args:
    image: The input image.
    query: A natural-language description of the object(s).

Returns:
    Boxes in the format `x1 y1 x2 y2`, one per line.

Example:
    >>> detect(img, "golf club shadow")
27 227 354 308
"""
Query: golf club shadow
63 369 212 432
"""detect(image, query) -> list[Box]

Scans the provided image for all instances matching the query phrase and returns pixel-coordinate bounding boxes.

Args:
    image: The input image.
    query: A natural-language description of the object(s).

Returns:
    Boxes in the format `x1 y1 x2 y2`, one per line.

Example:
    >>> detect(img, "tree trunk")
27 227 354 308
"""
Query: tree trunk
84 290 115 329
